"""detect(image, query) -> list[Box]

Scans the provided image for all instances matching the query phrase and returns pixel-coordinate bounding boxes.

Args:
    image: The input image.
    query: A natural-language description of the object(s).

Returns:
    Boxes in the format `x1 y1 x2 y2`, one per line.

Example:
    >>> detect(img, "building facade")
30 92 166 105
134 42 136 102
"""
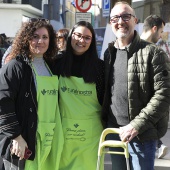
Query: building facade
0 0 44 37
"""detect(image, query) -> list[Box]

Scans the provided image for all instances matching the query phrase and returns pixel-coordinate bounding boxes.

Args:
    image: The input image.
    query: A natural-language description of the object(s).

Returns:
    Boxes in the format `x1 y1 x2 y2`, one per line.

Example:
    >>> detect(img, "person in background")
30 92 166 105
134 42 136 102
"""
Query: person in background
0 48 3 68
48 28 70 73
56 28 69 53
102 1 170 170
0 34 8 68
140 15 165 43
0 18 63 170
140 14 168 159
55 21 104 170
1 45 12 68
0 35 5 49
0 34 10 49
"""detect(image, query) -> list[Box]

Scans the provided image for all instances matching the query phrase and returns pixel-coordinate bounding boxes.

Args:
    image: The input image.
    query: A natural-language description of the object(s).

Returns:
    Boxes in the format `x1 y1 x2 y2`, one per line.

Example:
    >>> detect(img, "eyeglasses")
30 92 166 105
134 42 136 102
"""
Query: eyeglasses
29 18 50 24
110 14 135 23
72 32 92 43
56 36 64 40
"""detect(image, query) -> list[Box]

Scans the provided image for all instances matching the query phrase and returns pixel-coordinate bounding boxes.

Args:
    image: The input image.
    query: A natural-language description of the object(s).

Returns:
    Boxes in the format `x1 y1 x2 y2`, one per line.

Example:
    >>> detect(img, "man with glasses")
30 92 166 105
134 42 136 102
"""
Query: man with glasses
140 15 168 160
102 1 170 170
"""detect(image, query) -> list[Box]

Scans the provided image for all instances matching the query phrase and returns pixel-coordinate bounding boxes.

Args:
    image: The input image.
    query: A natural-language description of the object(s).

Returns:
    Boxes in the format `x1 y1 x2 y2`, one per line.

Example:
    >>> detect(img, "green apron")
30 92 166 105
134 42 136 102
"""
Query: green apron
59 76 103 170
25 65 64 170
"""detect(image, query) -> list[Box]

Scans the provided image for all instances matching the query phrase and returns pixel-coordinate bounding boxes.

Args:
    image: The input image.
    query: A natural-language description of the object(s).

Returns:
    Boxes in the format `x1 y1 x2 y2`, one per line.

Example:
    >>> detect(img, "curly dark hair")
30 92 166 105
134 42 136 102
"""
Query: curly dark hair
10 19 57 61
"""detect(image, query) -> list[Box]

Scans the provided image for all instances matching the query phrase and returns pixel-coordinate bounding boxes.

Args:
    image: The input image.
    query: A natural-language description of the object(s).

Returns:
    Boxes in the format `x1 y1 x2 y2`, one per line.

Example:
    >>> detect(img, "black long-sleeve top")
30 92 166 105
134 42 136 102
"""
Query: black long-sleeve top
51 53 105 106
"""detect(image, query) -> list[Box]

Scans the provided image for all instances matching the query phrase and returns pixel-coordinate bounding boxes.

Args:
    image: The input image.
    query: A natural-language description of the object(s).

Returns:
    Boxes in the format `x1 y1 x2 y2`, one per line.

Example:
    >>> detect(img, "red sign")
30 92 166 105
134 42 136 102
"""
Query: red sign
75 0 92 13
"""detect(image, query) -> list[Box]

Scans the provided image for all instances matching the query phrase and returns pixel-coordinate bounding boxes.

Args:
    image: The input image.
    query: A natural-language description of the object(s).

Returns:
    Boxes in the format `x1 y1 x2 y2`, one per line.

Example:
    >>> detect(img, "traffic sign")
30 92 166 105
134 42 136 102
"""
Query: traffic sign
75 12 92 23
75 0 92 13
102 0 110 17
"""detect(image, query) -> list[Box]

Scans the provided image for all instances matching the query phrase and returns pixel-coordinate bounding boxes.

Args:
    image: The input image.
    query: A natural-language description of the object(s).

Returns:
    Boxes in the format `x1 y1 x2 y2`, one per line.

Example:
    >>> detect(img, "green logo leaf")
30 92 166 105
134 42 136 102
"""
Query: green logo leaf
61 86 67 92
74 123 79 128
41 89 46 95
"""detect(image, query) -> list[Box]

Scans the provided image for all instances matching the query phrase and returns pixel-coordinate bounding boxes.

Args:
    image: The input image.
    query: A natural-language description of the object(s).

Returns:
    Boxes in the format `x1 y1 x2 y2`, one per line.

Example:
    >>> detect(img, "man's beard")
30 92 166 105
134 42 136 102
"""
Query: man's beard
116 32 128 39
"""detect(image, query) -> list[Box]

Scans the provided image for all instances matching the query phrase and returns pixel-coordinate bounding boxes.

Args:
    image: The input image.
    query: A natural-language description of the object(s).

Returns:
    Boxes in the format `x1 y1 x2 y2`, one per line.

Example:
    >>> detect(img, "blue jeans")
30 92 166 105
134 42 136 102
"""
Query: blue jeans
107 133 156 170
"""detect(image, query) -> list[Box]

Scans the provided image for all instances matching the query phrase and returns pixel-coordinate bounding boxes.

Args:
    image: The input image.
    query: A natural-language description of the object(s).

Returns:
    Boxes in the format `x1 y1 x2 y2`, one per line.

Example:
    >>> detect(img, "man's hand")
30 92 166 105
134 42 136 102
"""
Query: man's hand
11 135 28 160
119 124 139 143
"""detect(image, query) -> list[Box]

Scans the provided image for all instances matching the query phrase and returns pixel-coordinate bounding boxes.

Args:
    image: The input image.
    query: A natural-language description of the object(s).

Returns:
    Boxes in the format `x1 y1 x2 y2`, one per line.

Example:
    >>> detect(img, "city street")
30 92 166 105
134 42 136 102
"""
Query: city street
155 128 170 170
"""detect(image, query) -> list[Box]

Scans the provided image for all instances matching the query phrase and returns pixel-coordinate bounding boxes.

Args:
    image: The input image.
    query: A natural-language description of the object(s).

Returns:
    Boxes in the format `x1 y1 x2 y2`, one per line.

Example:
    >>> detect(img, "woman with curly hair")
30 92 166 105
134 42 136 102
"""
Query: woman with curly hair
0 18 64 170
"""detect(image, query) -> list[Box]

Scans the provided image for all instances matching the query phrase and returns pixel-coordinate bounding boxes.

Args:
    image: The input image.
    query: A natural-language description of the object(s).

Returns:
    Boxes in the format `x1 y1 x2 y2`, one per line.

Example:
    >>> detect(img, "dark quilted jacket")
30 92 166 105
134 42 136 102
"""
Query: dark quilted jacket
103 31 170 142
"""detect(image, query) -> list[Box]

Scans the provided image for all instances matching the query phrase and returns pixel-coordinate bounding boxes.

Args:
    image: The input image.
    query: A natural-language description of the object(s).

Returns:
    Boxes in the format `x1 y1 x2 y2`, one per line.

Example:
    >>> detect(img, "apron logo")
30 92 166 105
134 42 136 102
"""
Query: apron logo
41 89 58 95
61 86 67 92
74 123 79 128
60 86 92 96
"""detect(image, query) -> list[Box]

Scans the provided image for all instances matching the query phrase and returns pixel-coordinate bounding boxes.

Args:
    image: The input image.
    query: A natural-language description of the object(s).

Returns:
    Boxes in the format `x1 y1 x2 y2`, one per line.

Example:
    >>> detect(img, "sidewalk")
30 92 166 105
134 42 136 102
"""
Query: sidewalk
154 128 170 170
104 128 170 170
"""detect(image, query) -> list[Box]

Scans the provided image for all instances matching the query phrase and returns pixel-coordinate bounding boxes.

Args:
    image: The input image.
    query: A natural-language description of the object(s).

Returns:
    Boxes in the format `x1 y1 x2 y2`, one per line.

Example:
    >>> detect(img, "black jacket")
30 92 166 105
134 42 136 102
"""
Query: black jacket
0 56 37 160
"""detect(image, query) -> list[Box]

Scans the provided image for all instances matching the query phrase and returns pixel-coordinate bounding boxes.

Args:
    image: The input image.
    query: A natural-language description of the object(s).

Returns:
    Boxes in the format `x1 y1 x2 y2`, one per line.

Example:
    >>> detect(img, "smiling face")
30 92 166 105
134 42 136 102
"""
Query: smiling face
29 27 49 57
71 26 92 55
110 3 137 42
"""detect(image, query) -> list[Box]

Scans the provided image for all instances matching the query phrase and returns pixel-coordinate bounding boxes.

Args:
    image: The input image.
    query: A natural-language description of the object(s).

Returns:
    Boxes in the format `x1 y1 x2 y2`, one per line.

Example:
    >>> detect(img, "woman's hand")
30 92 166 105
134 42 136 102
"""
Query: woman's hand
11 135 28 160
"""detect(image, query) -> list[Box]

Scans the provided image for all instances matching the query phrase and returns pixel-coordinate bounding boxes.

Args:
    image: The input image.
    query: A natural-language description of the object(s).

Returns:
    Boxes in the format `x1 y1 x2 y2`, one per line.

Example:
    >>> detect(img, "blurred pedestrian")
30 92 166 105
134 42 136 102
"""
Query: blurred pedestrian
1 45 12 68
0 34 8 68
141 14 168 159
56 28 69 52
0 33 10 49
141 15 165 43
47 28 69 74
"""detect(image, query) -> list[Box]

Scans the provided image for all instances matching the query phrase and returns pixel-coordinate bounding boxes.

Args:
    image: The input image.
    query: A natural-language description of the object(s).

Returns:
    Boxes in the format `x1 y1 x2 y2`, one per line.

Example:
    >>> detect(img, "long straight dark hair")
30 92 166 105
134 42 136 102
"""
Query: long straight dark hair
61 21 99 83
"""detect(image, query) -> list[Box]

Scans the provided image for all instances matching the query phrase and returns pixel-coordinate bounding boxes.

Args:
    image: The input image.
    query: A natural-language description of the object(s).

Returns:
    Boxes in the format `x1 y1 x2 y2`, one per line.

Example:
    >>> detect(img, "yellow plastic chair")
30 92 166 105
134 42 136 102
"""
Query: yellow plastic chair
96 128 130 170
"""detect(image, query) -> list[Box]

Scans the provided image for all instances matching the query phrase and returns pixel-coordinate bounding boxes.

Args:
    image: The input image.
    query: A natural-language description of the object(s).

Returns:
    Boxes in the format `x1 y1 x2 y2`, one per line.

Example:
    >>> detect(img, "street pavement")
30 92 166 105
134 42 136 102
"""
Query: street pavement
104 128 170 170
155 128 170 170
